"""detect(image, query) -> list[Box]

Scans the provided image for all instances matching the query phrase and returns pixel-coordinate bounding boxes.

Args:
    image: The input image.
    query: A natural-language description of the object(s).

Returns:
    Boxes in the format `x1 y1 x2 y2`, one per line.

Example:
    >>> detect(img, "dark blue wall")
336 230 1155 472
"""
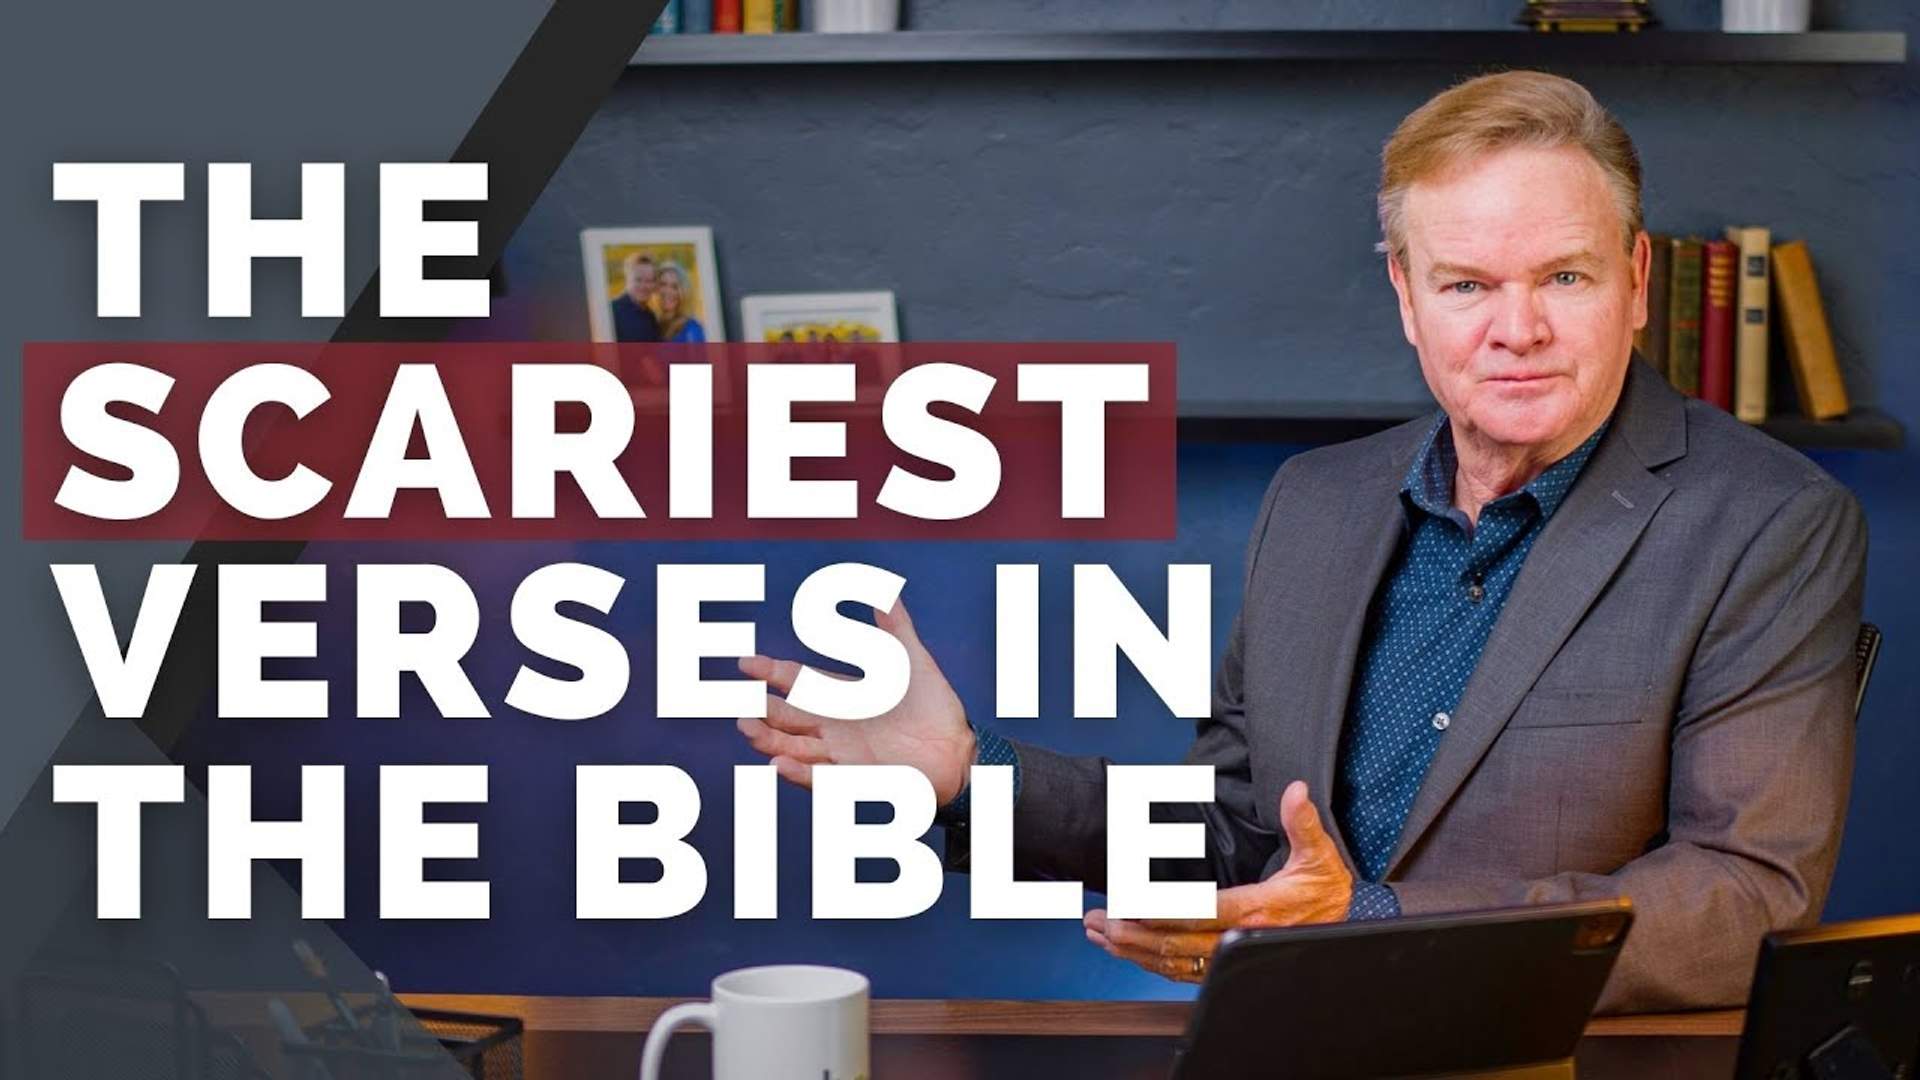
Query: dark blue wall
180 1 1920 1000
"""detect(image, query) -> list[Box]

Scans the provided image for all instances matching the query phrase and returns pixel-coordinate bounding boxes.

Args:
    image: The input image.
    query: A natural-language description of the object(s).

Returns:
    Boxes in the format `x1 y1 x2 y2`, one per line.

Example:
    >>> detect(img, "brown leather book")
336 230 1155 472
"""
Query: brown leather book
1699 240 1736 411
1725 226 1772 422
1771 240 1852 421
1665 238 1703 397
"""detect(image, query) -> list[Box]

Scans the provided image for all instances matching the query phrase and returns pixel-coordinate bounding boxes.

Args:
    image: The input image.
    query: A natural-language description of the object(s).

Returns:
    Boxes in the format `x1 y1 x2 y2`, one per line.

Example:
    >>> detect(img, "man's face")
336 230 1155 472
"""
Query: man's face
1387 144 1649 455
624 260 657 301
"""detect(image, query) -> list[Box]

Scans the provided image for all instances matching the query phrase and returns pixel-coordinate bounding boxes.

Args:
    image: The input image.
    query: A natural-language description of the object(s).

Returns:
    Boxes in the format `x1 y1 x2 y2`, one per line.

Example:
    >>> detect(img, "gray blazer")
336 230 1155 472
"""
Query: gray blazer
983 356 1867 1013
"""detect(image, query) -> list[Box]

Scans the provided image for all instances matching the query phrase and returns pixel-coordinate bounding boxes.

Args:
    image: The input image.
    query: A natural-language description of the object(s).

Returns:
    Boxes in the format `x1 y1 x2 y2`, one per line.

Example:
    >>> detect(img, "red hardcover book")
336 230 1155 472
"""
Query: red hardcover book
1699 239 1737 411
714 0 742 32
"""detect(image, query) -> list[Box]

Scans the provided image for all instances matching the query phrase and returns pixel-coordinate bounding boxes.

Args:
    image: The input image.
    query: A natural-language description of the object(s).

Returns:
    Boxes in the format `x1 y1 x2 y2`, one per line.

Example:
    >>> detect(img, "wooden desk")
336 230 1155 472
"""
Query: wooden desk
401 994 1746 1079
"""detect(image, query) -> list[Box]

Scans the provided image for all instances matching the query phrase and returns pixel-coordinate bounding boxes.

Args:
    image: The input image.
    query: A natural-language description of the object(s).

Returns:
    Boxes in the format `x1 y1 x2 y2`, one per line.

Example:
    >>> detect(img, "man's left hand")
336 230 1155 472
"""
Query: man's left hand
1083 780 1354 983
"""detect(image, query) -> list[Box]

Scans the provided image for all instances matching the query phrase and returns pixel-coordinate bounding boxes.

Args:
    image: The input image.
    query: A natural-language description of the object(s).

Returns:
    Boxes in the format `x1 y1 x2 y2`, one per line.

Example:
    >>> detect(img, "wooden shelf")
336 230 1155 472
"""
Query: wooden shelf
1754 407 1905 450
630 29 1907 68
1178 400 1426 445
1176 404 1905 450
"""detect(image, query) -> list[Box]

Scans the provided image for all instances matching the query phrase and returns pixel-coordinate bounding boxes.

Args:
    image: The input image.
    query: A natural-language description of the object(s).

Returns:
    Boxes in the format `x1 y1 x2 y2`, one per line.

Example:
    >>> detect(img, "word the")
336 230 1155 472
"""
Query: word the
53 763 1218 921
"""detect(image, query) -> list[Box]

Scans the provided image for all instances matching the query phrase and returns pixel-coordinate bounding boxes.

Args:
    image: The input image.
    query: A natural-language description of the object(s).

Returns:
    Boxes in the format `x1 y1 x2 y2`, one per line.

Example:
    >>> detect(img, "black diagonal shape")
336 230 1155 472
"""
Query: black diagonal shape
141 0 668 751
4 1 665 1073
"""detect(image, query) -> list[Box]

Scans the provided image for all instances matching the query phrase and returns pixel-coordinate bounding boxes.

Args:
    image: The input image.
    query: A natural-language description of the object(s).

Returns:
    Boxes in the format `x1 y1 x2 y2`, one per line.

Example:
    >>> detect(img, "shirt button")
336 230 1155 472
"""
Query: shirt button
1467 583 1485 603
1432 711 1451 731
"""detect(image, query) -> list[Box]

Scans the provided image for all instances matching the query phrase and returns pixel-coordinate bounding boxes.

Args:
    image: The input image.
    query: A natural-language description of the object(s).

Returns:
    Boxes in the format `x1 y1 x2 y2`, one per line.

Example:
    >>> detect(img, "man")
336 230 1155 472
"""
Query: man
612 251 662 342
734 71 1867 1012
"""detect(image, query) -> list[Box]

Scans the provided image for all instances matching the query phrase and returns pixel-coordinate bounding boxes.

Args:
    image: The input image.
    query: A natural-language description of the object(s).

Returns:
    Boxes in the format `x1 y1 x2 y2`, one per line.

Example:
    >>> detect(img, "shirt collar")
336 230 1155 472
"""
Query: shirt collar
1401 413 1610 524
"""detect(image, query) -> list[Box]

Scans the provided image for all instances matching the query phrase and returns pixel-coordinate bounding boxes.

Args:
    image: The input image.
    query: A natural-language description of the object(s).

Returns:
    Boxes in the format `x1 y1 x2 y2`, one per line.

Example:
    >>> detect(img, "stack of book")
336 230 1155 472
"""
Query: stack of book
1635 230 1852 423
1516 1 1657 32
653 0 800 34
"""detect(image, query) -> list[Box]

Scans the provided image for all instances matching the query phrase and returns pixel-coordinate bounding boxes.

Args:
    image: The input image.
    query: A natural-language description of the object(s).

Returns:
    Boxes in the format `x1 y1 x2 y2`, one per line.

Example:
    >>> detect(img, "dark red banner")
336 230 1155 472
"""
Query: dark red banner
22 342 1176 540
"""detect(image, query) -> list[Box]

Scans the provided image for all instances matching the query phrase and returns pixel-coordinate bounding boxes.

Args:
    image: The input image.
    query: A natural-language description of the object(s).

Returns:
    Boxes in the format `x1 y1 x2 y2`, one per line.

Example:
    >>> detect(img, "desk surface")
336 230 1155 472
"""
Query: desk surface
401 995 1746 1079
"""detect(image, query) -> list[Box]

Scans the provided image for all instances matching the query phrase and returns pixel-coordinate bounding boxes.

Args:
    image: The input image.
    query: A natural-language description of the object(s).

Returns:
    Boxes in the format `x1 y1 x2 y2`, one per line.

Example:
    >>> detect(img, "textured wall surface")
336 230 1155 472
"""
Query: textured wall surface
507 0 1913 412
187 1 1920 1000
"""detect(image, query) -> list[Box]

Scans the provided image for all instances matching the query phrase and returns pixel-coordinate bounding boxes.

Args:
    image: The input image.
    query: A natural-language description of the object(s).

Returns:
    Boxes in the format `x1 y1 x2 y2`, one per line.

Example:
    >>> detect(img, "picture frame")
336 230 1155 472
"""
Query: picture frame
579 226 725 345
740 290 902 404
739 290 899 345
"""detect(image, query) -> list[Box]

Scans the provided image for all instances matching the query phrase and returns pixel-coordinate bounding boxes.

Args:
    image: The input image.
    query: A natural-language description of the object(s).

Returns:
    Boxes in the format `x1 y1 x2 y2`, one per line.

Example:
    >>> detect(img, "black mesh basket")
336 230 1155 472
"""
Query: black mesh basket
16 959 270 1080
292 1006 522 1080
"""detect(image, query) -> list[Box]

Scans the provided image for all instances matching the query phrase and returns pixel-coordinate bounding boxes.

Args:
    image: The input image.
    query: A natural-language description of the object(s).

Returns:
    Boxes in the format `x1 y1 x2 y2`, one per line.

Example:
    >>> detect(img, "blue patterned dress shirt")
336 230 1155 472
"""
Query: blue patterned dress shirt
946 412 1608 924
1343 413 1608 920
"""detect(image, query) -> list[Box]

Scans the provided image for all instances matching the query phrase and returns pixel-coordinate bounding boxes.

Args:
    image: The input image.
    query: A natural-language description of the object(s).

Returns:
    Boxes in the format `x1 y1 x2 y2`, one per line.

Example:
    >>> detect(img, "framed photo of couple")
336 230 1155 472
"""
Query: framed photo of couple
580 226 725 345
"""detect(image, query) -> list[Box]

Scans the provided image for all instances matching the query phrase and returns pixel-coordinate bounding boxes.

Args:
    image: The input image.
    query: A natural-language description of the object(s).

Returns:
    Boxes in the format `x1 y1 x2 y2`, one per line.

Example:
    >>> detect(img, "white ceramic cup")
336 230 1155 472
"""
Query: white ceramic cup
813 0 900 33
638 965 870 1080
1722 0 1812 33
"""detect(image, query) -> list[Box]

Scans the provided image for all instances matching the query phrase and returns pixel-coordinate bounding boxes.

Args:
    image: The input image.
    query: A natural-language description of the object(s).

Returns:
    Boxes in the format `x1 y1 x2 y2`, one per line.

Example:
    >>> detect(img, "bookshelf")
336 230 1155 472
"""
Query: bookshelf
630 30 1908 68
625 27 1908 452
1176 404 1905 449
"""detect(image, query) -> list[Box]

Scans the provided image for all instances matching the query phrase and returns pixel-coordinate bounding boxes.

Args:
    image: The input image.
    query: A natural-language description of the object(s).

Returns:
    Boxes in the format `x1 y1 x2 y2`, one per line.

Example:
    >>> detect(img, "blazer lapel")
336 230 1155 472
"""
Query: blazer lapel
1381 358 1685 879
1295 423 1428 867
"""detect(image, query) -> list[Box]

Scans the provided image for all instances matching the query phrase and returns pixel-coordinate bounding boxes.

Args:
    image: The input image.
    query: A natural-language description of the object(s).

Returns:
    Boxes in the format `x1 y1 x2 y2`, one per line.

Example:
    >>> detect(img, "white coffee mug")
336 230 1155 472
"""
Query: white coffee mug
1723 0 1812 33
638 965 870 1080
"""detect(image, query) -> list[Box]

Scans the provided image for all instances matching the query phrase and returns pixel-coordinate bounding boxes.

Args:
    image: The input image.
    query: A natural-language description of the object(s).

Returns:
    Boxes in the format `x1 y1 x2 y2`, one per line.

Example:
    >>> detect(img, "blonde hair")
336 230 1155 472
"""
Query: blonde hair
655 261 691 334
1377 70 1643 268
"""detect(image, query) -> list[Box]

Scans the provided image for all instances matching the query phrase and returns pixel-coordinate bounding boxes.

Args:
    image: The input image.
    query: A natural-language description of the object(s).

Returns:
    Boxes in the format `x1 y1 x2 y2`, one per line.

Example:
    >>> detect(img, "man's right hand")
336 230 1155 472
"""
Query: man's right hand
734 600 976 805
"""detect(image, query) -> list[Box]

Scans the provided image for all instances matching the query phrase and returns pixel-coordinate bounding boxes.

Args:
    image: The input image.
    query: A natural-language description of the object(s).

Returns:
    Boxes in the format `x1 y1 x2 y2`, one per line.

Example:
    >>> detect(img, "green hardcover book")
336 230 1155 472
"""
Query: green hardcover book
1665 237 1704 397
1637 233 1671 379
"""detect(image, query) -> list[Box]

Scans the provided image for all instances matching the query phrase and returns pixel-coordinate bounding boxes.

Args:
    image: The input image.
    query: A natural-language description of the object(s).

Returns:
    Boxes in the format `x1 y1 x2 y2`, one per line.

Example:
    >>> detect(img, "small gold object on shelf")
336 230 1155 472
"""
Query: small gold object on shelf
1516 1 1658 32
